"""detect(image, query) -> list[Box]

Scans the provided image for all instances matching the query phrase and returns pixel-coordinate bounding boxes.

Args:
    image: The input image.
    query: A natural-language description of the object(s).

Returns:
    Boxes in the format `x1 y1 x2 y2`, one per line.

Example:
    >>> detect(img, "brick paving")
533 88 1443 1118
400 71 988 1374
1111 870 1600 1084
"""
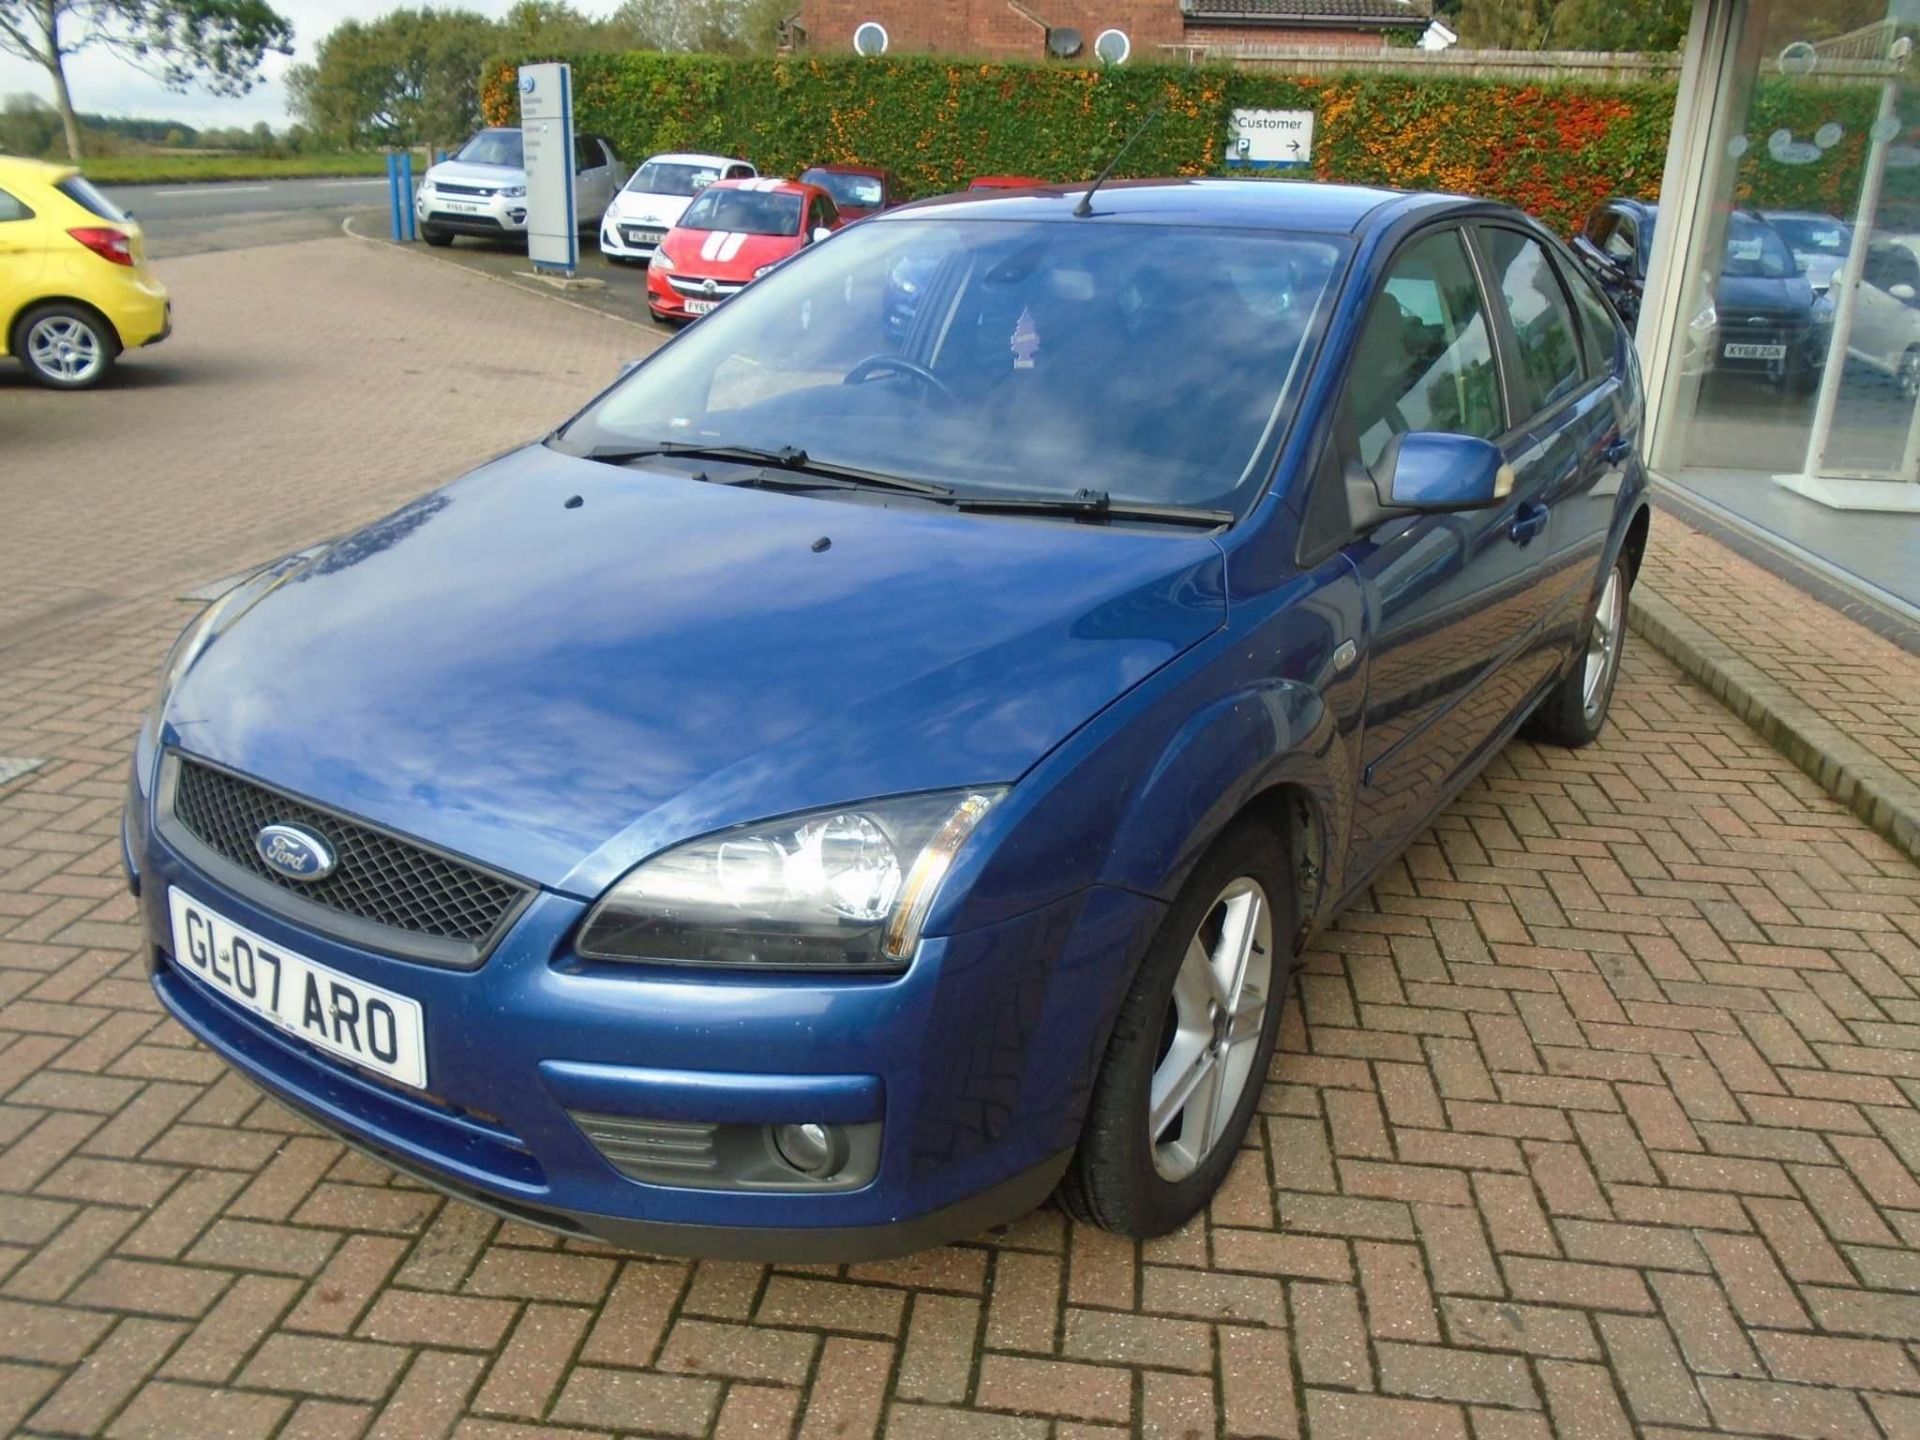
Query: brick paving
4 237 1920 1439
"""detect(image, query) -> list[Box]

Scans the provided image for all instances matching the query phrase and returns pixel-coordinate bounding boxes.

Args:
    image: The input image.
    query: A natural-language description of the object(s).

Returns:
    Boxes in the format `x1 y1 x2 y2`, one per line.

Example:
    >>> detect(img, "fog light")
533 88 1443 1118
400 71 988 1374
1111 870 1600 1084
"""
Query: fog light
772 1121 846 1179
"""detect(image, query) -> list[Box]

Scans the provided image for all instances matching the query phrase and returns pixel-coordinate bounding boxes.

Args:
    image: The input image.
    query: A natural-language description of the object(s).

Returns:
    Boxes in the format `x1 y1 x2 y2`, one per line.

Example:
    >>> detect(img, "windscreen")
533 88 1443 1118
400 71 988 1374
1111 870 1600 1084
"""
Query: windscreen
1723 215 1796 278
1768 216 1850 262
804 169 885 208
555 218 1345 514
55 175 127 222
455 130 523 168
679 188 803 236
631 161 722 197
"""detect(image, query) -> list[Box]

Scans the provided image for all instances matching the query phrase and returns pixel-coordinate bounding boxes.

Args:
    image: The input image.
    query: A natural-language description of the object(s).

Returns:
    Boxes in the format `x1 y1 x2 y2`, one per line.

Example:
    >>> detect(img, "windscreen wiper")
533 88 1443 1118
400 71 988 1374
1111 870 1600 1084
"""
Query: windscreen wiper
581 442 953 497
953 488 1232 528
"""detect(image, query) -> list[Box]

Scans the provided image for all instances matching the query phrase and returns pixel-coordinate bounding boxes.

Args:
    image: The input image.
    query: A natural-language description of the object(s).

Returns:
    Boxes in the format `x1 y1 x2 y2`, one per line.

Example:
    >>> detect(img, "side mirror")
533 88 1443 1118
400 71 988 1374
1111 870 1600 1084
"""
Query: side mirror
1380 433 1513 513
811 226 833 244
1892 282 1917 302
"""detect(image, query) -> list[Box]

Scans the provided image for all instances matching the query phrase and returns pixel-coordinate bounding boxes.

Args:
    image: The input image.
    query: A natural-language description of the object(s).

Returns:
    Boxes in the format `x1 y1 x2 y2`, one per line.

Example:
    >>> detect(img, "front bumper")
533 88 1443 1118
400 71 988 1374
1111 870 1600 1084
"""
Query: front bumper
599 218 668 262
646 267 748 320
416 189 530 237
127 761 1155 1258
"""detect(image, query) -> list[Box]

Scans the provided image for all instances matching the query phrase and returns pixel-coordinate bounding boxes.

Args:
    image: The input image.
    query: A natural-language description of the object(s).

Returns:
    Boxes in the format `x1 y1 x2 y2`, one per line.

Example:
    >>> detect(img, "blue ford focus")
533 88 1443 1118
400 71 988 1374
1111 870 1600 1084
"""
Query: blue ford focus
128 179 1648 1257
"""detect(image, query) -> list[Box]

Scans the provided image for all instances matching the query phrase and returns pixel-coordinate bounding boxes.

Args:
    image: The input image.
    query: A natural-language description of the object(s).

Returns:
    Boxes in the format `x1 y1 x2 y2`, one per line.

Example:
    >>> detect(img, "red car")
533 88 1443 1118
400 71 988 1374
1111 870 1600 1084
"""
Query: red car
799 164 898 220
967 175 1047 191
647 178 843 324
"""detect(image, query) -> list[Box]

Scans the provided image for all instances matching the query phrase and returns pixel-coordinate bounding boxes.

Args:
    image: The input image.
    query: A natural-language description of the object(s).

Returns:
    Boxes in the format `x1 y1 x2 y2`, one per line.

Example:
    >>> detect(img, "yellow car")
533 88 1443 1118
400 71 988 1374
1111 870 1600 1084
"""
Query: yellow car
1 156 170 389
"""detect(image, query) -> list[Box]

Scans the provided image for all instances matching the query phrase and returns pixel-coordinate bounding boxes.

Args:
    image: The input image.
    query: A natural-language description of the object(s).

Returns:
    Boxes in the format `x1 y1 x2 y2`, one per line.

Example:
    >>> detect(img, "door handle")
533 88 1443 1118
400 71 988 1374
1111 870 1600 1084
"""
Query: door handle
1604 436 1634 466
1509 502 1549 545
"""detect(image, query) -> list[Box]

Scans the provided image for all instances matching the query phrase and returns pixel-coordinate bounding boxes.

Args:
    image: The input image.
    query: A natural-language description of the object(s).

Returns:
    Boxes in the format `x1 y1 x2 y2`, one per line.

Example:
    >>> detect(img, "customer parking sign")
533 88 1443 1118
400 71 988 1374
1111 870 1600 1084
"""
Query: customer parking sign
1227 109 1315 170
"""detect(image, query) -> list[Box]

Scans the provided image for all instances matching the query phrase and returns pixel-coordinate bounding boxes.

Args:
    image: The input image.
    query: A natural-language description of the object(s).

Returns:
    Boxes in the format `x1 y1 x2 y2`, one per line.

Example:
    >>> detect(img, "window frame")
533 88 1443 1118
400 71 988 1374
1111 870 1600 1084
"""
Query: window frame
1294 219 1515 569
1470 222 1605 433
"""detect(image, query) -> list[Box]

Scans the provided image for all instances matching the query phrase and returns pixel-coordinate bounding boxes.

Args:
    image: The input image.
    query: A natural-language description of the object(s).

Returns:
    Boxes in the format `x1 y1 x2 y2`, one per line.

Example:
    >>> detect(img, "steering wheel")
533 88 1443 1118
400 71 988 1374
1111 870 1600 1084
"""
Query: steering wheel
843 354 957 407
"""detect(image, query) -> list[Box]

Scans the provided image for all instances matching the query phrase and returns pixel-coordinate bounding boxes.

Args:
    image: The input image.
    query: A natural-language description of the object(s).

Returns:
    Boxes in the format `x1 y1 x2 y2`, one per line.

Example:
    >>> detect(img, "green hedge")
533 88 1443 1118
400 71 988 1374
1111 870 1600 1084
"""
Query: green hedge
480 51 1894 234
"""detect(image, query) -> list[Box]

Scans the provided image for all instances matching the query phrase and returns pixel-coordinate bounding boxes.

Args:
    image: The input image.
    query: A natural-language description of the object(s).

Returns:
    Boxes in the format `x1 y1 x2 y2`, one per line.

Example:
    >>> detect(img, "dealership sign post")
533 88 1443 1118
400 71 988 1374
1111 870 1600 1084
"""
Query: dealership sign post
519 63 578 275
1226 109 1316 170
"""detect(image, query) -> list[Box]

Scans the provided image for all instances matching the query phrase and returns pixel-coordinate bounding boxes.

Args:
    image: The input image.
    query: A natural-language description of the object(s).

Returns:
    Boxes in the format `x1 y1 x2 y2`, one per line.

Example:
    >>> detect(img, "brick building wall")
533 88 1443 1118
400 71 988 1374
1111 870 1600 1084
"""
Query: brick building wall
792 1 1394 59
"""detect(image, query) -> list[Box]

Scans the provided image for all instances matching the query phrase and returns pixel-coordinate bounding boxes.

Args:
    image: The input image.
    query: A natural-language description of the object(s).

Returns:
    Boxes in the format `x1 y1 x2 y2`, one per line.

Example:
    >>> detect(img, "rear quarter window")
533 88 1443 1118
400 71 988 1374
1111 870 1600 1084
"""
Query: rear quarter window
0 187 33 222
56 176 128 223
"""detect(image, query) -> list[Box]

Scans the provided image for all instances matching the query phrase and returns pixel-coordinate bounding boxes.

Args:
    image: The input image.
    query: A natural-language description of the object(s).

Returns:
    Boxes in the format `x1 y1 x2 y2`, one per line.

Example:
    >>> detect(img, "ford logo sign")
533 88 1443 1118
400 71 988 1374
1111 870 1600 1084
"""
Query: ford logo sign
520 74 536 93
256 824 335 883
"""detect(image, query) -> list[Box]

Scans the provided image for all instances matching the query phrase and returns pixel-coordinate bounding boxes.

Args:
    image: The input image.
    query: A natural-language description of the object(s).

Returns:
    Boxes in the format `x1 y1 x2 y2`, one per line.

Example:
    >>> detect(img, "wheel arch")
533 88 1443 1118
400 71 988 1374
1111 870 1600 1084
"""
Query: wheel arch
1620 501 1652 586
6 294 124 359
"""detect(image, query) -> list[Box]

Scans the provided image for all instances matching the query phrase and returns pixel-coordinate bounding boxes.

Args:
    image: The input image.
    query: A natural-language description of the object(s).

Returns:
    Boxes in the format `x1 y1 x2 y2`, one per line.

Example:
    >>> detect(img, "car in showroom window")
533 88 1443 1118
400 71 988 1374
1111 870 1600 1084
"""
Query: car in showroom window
130 181 1649 1259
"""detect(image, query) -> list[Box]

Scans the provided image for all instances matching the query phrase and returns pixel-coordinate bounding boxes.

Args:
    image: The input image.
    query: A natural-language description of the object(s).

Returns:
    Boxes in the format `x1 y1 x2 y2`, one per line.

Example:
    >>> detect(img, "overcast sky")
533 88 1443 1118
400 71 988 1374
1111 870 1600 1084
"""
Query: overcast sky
0 0 554 129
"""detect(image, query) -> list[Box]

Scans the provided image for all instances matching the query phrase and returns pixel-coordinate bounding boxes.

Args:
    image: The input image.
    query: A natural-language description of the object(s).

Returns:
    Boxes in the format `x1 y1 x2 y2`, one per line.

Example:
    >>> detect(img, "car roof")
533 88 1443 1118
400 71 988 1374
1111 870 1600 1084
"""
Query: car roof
707 176 816 197
804 163 887 177
0 155 73 186
1761 209 1847 223
886 177 1454 235
647 152 748 167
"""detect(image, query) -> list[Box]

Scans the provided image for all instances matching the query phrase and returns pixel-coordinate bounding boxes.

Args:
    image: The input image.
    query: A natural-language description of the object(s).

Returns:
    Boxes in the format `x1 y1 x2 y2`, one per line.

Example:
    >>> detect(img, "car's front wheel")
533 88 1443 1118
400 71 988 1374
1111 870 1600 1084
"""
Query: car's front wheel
1524 555 1630 747
14 303 118 390
422 225 454 248
1060 820 1291 1237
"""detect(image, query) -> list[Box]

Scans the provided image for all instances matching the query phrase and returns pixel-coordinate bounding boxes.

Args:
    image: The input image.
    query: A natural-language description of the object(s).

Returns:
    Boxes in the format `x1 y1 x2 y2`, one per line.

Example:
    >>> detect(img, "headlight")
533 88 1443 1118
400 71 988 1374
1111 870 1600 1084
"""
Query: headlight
1689 296 1718 332
754 264 777 280
575 789 1005 971
419 179 436 193
500 184 527 198
649 252 675 272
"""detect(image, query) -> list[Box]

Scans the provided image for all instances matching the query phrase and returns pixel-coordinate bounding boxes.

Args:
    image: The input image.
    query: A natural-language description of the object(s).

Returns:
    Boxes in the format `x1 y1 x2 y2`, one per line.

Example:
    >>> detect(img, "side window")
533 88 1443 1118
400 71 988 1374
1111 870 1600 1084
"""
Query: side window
1585 208 1617 250
0 187 32 222
1345 229 1504 474
573 137 597 172
1561 252 1625 375
815 194 839 228
1483 227 1585 417
1865 242 1920 293
1604 214 1638 267
726 163 753 180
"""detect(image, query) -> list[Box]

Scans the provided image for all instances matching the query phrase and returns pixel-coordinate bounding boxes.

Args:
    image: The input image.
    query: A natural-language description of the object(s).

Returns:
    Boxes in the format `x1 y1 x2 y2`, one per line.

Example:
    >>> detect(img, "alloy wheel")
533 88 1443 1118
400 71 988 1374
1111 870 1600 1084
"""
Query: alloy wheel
26 315 104 385
1148 876 1274 1181
1582 565 1625 723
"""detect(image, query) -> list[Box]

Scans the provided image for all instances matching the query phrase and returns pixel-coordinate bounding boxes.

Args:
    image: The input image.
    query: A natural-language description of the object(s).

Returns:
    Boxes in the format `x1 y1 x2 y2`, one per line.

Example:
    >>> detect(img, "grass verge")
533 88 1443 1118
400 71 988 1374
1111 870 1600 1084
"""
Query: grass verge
80 152 401 185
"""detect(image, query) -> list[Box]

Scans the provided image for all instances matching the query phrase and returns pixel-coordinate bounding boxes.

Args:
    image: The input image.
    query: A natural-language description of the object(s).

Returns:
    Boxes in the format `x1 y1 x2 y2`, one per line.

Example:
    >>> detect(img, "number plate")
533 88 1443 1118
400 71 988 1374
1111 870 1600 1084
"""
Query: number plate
168 888 428 1088
625 227 666 245
440 201 484 215
1723 342 1787 360
684 299 718 315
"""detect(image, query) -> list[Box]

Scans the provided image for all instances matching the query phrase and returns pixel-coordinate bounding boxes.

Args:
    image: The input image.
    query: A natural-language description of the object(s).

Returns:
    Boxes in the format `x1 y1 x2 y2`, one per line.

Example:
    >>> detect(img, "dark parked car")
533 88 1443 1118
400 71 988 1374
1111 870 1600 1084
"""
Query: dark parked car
799 164 899 220
131 179 1648 1259
1574 198 1830 391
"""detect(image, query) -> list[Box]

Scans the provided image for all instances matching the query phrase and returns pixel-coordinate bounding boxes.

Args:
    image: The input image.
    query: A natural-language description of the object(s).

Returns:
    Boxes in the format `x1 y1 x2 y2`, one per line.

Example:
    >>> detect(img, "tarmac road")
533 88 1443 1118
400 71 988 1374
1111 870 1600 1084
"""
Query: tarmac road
104 175 393 258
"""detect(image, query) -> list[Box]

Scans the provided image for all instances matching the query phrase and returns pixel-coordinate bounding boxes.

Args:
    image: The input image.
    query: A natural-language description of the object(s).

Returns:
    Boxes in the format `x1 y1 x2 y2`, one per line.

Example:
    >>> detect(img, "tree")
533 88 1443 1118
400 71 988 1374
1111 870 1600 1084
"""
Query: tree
290 6 499 149
1455 0 1553 49
1551 0 1689 51
0 0 291 162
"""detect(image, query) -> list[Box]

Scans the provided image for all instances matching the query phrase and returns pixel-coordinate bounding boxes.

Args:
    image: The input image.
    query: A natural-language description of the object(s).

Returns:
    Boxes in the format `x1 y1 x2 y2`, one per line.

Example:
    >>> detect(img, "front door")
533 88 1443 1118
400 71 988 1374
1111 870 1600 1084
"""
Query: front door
1340 226 1559 882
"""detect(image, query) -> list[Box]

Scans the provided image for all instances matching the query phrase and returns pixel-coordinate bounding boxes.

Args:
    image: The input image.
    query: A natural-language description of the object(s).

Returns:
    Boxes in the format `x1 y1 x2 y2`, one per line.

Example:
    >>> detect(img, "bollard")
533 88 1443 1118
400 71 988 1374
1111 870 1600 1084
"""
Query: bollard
386 153 403 242
400 151 417 241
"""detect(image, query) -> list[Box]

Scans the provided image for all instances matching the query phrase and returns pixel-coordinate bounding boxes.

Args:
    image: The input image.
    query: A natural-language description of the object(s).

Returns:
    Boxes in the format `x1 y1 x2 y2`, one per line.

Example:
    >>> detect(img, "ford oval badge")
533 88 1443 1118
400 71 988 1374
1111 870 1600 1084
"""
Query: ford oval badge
256 824 335 882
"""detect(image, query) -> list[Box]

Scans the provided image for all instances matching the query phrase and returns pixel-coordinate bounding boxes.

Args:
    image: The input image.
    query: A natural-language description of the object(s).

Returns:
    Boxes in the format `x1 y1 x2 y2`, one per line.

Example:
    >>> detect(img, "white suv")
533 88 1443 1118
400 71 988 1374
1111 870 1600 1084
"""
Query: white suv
418 128 626 247
599 152 755 263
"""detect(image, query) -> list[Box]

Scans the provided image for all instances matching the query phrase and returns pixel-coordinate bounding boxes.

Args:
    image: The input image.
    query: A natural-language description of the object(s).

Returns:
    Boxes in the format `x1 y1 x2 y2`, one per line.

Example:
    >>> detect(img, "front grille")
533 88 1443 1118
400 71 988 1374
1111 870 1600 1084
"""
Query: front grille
434 182 494 197
668 275 747 298
169 757 529 952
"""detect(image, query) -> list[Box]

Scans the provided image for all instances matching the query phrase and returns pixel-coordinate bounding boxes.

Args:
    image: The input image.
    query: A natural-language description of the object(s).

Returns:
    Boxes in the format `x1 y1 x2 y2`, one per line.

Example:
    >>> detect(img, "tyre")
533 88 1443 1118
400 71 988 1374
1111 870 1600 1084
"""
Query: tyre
1060 820 1292 1237
1523 554 1630 747
12 303 118 390
1898 348 1920 401
422 225 454 248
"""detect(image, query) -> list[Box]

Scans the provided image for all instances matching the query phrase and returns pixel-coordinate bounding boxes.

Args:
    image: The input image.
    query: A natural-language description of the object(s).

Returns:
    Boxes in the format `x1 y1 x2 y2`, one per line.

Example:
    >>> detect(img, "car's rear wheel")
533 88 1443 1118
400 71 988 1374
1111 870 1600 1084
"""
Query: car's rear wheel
1898 347 1920 400
422 225 454 248
14 303 118 390
1524 555 1629 747
1060 820 1291 1237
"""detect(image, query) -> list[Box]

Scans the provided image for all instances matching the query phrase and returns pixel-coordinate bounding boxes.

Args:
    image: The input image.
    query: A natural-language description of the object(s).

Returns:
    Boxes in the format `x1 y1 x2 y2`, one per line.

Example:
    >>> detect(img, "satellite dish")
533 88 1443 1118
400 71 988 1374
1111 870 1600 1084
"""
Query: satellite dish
853 20 888 56
1777 40 1817 76
1094 28 1130 65
1047 26 1083 58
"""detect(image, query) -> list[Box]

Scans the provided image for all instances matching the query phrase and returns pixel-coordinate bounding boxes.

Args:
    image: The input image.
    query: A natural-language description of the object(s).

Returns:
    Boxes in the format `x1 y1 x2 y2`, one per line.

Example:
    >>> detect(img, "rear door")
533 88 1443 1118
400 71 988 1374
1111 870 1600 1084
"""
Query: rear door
1476 223 1627 659
1339 225 1558 880
0 185 44 354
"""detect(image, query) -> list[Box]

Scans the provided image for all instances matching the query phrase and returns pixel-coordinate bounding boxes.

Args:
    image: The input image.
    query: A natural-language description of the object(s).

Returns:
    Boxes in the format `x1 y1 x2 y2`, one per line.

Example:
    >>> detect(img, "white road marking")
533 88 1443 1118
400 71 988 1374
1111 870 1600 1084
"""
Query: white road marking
151 184 273 197
316 178 385 188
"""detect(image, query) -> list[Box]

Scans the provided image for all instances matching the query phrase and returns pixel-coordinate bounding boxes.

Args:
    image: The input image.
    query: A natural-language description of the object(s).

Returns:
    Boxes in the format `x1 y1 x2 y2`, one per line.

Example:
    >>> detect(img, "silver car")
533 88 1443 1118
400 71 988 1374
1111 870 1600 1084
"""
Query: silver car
416 128 626 247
